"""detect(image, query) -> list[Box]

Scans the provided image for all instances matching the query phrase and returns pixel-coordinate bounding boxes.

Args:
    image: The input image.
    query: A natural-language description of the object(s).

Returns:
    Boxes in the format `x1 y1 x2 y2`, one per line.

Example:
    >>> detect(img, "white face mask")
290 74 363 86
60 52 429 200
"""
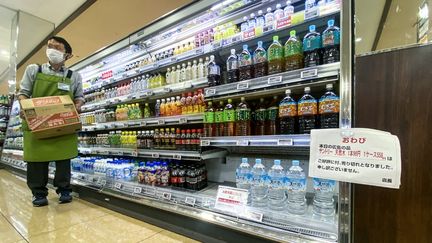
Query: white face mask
46 48 65 64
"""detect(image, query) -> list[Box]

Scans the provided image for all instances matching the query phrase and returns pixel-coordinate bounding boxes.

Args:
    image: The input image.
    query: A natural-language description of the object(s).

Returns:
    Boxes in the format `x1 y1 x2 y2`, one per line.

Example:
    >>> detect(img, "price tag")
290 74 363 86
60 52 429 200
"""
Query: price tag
140 121 147 126
268 76 282 84
301 69 318 79
162 192 172 200
122 73 128 78
173 154 182 160
115 151 124 156
131 151 138 157
158 119 165 125
114 182 123 190
205 88 216 96
135 69 140 74
87 176 94 183
171 57 177 62
133 187 142 194
276 16 292 29
200 140 210 146
277 139 294 146
101 150 110 155
179 117 187 124
109 78 115 83
237 82 249 90
236 140 249 146
305 7 319 20
212 41 222 50
163 87 171 93
145 90 153 96
242 210 263 222
153 63 159 68
152 153 159 158
127 95 133 100
185 197 196 206
146 187 156 196
195 48 203 55
100 179 107 186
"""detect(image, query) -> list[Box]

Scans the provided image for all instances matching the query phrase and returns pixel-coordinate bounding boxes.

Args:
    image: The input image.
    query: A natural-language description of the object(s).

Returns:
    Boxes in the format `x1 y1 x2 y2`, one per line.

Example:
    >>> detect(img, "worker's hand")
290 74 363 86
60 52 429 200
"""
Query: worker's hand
74 100 84 114
19 110 25 120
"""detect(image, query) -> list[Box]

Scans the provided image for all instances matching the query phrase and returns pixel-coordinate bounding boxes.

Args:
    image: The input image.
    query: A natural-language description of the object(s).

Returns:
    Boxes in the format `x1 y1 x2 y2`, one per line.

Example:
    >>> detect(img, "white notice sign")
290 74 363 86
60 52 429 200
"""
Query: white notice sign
214 186 249 213
309 128 401 189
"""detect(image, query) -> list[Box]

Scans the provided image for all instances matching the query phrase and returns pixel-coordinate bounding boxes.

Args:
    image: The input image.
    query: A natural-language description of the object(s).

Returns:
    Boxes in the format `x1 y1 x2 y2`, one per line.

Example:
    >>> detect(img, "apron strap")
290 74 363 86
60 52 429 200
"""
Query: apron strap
66 70 73 79
38 64 42 73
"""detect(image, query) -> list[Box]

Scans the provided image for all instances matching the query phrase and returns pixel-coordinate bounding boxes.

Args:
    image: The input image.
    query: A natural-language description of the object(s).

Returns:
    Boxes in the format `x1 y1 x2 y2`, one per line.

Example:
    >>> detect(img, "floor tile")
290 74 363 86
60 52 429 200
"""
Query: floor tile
0 214 25 243
140 230 200 243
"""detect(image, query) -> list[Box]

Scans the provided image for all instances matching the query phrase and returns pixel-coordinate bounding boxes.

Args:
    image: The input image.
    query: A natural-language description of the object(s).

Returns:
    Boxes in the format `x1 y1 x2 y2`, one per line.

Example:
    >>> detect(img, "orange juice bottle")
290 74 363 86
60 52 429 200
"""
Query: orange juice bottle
175 96 182 116
186 92 193 114
160 99 166 117
165 98 172 116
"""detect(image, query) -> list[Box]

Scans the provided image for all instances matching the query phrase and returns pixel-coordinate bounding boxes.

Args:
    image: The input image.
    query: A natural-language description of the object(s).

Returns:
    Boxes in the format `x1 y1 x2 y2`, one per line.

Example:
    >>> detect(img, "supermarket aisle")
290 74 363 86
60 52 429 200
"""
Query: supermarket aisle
0 169 199 243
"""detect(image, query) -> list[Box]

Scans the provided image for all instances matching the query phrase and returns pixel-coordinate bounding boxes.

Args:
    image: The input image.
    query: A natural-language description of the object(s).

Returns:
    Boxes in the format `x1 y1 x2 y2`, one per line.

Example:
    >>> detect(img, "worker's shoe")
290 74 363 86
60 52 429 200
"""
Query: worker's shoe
32 196 48 207
59 192 73 204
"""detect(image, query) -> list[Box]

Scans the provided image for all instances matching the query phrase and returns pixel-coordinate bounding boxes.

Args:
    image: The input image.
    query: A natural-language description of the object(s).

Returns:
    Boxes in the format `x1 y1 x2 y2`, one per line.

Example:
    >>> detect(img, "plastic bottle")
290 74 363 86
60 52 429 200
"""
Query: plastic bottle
160 99 166 117
186 92 193 114
305 0 316 11
319 84 339 128
207 55 221 86
236 158 251 190
265 7 274 26
238 45 254 81
251 159 268 207
248 13 257 29
266 96 279 135
284 30 304 71
254 98 267 135
180 93 187 115
303 25 322 67
235 97 251 136
298 87 317 133
256 10 265 28
155 99 161 117
204 56 210 77
197 89 205 113
226 49 239 83
215 101 225 137
267 36 284 74
313 178 336 216
143 103 151 118
253 41 268 78
322 19 340 64
284 1 295 17
175 64 182 83
166 68 171 84
279 89 298 134
180 63 187 82
268 160 286 210
223 99 236 136
197 58 205 78
192 91 199 113
274 3 285 20
186 62 192 81
240 16 249 32
191 60 198 80
171 66 177 84
175 96 182 116
286 160 307 214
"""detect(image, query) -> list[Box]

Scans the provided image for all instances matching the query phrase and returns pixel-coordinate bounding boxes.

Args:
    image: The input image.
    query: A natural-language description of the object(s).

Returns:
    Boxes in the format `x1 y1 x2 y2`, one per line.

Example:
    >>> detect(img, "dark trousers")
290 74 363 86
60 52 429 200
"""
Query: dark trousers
26 159 72 197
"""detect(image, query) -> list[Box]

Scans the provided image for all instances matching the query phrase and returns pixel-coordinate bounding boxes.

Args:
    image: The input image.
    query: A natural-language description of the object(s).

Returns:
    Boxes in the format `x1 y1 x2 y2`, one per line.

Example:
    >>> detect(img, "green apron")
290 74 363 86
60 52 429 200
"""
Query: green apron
23 70 78 162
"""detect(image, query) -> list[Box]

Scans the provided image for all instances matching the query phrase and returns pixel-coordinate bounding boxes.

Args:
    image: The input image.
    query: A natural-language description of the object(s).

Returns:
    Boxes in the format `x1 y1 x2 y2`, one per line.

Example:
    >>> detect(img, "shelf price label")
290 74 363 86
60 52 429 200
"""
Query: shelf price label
131 151 138 157
237 82 249 90
185 197 196 207
146 187 156 196
152 153 160 158
114 151 124 156
277 138 294 146
301 69 318 79
162 192 172 200
179 117 187 124
173 154 181 160
268 76 282 85
195 48 204 55
114 182 123 190
236 140 249 146
242 210 263 222
145 90 153 96
276 16 292 30
163 87 171 93
200 140 210 146
158 119 165 125
98 179 107 186
133 187 142 194
305 7 319 20
171 57 177 62
205 88 216 96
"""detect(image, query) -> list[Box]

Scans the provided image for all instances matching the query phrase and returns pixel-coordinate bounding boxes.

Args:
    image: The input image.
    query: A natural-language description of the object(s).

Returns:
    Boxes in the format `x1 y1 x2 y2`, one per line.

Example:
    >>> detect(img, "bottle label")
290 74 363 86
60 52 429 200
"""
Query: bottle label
267 107 278 120
236 108 251 121
209 65 220 75
255 108 266 121
319 96 340 114
253 50 267 64
285 177 306 192
279 102 297 117
322 31 340 47
215 111 224 123
269 177 284 189
313 178 336 192
268 46 283 61
239 53 253 67
224 110 236 122
204 111 215 123
298 100 317 115
227 60 238 71
303 36 322 52
284 41 303 56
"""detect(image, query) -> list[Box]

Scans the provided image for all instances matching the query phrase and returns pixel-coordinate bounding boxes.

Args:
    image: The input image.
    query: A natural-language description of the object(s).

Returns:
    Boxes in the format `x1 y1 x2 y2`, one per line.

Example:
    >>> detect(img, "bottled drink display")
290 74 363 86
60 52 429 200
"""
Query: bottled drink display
266 96 279 135
254 98 267 135
215 101 225 136
298 87 317 133
204 101 215 137
303 25 322 67
313 178 336 216
236 158 251 190
238 44 254 81
250 159 268 207
226 49 239 83
286 160 307 214
207 55 221 86
223 99 236 136
235 97 251 136
267 36 284 74
268 160 286 210
279 89 297 134
284 30 304 71
319 84 339 128
253 41 268 78
322 19 340 64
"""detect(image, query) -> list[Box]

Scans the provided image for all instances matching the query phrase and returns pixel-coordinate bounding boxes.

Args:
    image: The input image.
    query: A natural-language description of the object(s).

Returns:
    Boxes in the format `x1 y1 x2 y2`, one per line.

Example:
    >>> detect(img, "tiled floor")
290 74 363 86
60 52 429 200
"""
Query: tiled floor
0 169 199 243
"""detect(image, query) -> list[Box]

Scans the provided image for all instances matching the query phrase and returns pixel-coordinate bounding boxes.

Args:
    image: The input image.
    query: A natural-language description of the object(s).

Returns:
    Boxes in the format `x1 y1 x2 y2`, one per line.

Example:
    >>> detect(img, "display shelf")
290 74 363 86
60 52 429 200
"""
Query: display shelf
82 113 204 132
78 147 226 161
204 62 340 98
200 134 310 147
69 171 338 242
1 149 26 171
81 77 207 112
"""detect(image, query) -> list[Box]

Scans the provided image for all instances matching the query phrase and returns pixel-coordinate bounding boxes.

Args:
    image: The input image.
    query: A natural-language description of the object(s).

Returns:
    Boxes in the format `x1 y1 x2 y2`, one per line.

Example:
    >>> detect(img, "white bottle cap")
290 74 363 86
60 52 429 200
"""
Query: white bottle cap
305 87 311 92
285 89 291 95
231 49 236 55
326 84 333 89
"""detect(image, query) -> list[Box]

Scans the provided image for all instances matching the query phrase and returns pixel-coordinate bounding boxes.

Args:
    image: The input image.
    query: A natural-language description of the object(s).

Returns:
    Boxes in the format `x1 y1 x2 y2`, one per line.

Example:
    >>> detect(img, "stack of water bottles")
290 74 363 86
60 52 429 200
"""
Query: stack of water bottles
236 158 336 217
72 157 138 182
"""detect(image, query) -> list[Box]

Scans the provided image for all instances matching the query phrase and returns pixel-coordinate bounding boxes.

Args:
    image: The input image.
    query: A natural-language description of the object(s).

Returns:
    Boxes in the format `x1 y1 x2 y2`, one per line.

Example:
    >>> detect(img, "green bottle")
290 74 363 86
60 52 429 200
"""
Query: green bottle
223 99 236 136
267 35 284 74
284 30 304 71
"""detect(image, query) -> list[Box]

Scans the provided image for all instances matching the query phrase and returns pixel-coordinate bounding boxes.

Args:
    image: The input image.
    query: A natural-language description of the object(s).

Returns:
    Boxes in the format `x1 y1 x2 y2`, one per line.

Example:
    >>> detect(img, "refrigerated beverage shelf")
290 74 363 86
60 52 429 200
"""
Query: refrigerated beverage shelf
1 149 25 171
200 134 310 147
82 113 204 132
69 171 338 242
81 77 208 112
78 147 227 161
204 62 340 98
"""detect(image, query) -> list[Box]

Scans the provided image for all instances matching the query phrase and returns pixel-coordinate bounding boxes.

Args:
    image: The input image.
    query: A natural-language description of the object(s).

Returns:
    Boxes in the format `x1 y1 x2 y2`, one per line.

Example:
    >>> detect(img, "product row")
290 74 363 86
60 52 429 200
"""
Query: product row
236 157 336 216
4 137 23 150
71 157 208 191
79 128 203 151
203 84 339 137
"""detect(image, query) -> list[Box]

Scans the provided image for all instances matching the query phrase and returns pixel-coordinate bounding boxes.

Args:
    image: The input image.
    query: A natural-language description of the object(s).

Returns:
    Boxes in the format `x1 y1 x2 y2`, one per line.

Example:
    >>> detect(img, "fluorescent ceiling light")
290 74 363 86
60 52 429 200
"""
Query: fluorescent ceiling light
419 4 429 19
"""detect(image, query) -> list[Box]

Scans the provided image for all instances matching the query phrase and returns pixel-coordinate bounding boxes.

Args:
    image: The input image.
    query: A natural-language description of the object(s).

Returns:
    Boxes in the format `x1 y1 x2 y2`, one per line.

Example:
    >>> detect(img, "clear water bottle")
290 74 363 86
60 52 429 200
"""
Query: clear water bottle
250 158 268 207
236 158 251 190
268 160 286 210
313 178 336 216
286 160 307 214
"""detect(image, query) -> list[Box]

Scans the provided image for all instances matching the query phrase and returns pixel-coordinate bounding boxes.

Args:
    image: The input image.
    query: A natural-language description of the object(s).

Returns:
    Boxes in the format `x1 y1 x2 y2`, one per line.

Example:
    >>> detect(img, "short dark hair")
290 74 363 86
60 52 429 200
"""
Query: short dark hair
49 36 72 54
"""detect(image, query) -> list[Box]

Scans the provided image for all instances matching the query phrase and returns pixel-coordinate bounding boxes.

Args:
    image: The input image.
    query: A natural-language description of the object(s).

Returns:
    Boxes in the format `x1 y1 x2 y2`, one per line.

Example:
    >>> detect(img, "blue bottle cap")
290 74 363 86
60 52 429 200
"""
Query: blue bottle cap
255 158 262 164
257 41 263 47
274 160 281 165
243 44 248 50
292 160 300 166
328 19 335 27
242 158 248 163
309 25 316 32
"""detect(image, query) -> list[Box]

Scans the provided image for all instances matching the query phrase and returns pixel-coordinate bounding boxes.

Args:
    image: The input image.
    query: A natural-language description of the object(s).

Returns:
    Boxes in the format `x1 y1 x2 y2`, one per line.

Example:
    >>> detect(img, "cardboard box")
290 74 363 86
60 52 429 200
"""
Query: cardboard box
20 95 82 139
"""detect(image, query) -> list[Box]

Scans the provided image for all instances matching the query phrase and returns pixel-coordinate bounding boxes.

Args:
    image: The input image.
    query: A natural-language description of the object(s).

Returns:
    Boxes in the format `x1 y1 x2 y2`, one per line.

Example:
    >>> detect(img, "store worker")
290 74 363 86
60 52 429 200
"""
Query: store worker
18 36 84 207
